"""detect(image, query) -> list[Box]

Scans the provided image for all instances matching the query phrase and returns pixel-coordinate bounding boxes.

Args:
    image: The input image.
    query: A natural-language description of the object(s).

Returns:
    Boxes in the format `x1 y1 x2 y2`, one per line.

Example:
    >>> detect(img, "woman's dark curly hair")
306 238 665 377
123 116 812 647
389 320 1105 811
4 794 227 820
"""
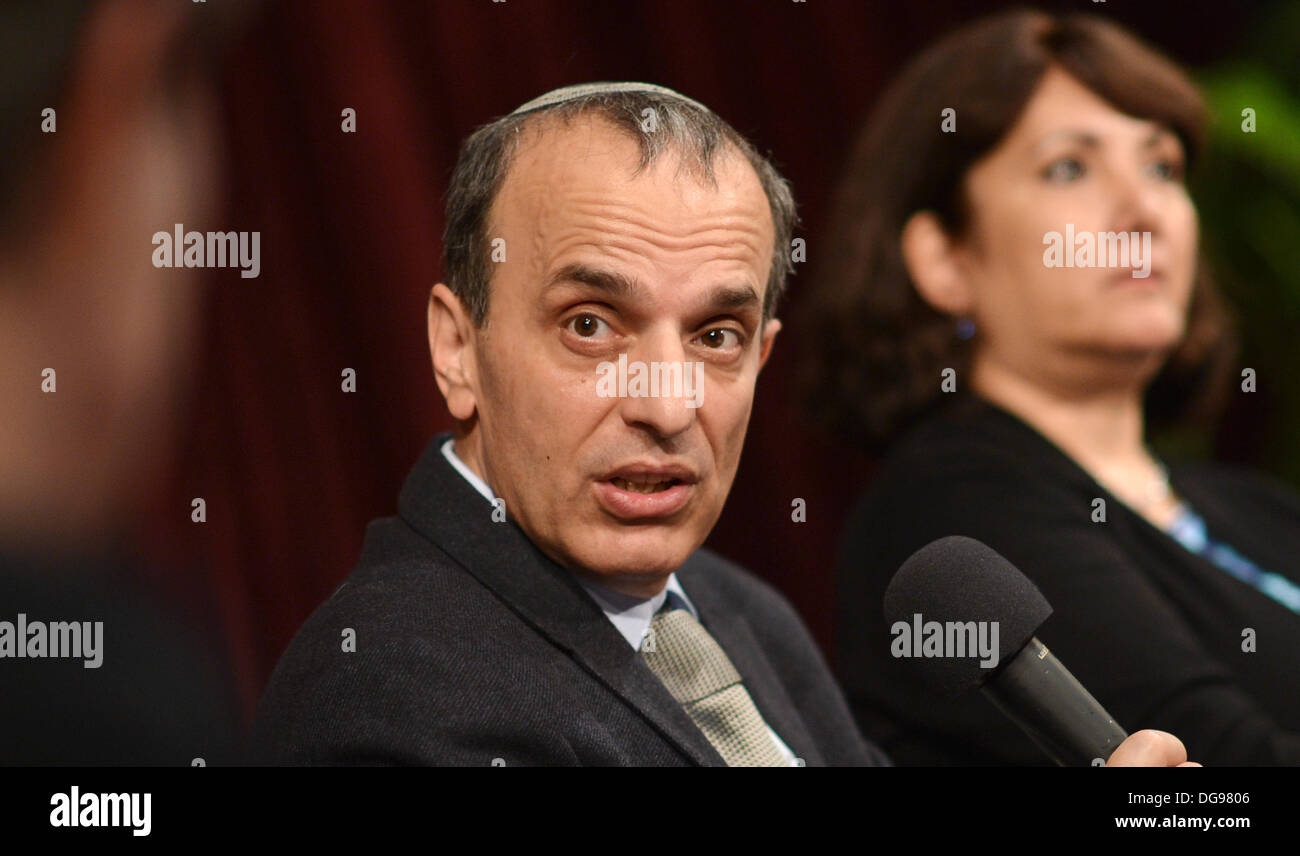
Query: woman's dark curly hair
800 9 1237 452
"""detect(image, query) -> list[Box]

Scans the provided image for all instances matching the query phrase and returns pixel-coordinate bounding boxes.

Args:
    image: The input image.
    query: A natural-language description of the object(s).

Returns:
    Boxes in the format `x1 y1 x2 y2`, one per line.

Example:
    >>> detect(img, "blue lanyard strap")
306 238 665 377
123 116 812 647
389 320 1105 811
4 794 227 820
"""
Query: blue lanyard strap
1166 504 1300 614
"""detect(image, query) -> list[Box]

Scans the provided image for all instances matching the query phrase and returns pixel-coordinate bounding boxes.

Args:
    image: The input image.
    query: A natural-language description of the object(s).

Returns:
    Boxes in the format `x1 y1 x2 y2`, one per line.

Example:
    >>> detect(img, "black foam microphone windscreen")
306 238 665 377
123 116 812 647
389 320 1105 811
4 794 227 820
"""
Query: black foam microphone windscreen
883 534 1129 765
883 534 1052 696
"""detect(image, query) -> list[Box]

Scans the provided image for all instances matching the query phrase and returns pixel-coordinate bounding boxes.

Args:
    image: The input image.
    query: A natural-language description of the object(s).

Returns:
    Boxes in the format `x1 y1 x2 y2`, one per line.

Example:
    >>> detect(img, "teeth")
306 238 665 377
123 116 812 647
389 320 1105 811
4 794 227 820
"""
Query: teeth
612 477 673 494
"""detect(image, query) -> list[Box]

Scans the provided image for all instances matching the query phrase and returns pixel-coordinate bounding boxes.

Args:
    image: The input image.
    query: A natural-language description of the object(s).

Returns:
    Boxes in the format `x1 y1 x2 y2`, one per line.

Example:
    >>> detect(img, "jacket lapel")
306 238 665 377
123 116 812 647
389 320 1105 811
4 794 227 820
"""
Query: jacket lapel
396 435 725 766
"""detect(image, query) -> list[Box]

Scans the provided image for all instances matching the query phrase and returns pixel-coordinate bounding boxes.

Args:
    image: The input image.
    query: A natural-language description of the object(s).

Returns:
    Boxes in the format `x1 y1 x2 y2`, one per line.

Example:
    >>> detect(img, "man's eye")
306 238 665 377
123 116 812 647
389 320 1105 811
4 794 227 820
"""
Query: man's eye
567 314 610 338
697 328 740 349
1042 158 1085 182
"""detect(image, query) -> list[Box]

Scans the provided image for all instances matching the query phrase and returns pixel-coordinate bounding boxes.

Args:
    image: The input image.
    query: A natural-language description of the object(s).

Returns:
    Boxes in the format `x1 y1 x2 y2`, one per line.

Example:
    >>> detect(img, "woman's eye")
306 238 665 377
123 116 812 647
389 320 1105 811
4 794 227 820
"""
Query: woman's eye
1149 159 1184 181
697 328 740 349
567 314 609 338
1042 158 1085 182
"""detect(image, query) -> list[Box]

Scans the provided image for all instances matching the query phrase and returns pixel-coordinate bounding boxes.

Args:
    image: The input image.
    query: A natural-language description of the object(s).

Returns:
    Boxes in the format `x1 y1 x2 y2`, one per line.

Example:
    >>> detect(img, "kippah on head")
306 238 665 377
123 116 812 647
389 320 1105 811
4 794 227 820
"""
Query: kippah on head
509 81 712 116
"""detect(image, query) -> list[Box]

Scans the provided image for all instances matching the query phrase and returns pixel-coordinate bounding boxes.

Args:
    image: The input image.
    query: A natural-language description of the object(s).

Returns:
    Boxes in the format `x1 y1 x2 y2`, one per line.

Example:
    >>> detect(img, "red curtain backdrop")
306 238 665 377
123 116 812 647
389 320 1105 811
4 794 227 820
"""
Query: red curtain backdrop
138 0 1247 726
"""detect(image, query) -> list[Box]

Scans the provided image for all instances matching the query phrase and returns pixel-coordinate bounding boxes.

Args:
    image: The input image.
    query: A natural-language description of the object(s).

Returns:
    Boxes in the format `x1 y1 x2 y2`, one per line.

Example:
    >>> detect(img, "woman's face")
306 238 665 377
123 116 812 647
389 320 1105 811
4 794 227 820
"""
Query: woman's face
953 66 1199 385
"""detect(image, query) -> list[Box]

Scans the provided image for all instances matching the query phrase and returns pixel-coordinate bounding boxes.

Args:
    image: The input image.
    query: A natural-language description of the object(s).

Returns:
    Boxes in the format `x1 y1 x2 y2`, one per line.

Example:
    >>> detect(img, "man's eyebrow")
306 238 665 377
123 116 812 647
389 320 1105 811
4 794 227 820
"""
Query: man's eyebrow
544 263 647 301
544 264 761 316
703 283 761 315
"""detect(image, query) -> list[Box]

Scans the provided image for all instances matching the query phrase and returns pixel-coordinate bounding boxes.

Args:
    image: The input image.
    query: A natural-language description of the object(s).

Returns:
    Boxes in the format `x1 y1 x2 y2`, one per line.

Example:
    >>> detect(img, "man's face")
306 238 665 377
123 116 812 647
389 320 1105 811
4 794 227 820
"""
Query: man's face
452 115 779 594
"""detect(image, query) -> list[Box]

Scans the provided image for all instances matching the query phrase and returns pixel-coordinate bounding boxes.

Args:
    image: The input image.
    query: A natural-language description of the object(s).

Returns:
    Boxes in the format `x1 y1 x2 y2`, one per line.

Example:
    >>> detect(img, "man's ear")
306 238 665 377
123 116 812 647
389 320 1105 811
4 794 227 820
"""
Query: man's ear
428 283 479 421
757 317 781 372
900 211 973 316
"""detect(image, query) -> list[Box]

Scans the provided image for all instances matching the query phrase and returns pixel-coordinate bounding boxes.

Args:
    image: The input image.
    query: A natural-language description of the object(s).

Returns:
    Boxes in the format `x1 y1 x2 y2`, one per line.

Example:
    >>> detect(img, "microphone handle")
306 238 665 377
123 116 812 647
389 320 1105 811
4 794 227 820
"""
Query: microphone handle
980 637 1128 766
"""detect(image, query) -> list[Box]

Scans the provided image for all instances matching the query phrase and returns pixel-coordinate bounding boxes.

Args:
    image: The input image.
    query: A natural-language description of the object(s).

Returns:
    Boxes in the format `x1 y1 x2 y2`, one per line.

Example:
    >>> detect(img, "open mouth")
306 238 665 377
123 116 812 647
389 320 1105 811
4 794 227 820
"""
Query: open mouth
595 467 696 519
609 477 680 495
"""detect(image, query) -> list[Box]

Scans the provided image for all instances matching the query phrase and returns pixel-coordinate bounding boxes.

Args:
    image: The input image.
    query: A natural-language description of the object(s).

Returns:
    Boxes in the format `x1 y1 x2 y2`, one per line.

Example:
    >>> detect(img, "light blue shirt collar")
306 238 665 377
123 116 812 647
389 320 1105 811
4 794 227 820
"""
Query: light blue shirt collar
576 574 698 650
440 438 497 505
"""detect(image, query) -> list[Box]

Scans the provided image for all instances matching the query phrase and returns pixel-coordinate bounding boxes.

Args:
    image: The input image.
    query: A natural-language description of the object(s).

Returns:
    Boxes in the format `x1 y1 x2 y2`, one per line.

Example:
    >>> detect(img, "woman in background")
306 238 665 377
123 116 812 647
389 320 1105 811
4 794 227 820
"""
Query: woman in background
805 10 1300 764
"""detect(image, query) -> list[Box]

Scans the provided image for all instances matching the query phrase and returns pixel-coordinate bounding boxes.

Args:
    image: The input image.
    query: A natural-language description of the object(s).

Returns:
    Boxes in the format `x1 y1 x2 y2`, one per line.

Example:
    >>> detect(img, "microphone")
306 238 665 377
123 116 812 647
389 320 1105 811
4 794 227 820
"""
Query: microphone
883 535 1127 766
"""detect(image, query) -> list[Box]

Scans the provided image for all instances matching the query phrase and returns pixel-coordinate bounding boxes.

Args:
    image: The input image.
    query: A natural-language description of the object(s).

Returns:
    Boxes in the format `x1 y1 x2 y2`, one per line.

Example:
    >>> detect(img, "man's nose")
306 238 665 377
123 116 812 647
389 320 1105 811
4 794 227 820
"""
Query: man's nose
616 331 699 440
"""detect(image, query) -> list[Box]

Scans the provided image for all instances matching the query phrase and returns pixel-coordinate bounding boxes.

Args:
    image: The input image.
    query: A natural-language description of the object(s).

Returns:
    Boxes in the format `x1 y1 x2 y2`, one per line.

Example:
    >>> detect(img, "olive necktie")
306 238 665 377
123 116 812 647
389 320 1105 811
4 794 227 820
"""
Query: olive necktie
641 607 788 766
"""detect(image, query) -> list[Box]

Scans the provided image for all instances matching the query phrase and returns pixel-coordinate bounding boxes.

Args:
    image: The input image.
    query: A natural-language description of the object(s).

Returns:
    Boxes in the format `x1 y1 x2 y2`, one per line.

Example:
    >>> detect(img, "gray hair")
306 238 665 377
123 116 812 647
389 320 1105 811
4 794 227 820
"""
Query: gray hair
441 84 797 325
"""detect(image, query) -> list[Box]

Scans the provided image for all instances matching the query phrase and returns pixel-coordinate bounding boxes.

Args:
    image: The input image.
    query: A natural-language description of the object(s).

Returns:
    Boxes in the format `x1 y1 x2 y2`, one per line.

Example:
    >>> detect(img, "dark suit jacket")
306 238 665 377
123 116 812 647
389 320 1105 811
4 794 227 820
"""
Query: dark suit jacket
837 394 1300 765
253 434 886 766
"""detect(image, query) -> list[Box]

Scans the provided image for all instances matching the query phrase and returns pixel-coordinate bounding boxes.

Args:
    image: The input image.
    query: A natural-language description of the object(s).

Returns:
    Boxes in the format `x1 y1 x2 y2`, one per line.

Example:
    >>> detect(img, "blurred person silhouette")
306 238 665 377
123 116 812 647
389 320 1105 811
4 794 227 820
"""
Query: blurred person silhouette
0 0 248 764
804 10 1300 765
